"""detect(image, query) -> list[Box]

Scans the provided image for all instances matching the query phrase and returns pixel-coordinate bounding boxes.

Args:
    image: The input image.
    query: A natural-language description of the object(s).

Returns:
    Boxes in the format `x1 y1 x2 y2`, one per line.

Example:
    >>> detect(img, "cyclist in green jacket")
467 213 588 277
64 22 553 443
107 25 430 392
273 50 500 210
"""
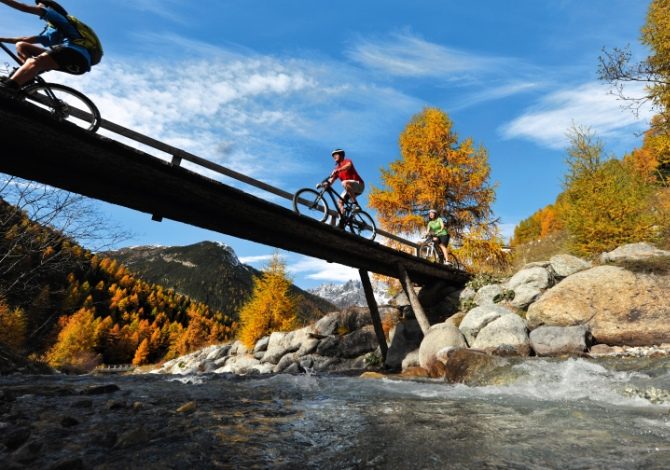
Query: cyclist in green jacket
425 209 450 263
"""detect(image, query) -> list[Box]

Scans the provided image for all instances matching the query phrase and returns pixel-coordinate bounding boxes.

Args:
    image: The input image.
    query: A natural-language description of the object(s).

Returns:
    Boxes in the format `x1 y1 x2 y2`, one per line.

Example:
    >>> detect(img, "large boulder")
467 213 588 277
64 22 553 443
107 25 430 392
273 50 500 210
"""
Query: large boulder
261 327 319 364
507 266 553 308
599 243 670 264
473 284 505 306
529 325 589 356
459 304 516 346
385 319 423 370
471 314 530 356
550 254 591 279
442 348 509 385
418 323 467 369
527 265 670 346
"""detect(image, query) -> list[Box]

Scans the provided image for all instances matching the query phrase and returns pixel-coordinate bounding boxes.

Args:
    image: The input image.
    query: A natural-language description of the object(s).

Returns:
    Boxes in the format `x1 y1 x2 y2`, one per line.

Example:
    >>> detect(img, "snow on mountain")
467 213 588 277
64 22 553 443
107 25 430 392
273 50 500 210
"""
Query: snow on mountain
308 279 391 309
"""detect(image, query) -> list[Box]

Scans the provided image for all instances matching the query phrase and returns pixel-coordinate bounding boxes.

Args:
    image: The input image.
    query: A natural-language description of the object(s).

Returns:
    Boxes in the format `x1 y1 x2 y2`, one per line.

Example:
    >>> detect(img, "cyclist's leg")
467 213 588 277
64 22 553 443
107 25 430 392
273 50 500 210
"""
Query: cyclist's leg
15 42 46 62
10 52 58 86
342 180 364 209
437 235 450 263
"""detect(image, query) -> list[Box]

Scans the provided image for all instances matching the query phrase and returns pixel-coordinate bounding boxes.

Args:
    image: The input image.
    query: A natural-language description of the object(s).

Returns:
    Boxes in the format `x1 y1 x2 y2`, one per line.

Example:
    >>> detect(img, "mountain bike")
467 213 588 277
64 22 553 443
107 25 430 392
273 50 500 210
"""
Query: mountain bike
418 235 461 269
292 177 377 240
0 42 101 133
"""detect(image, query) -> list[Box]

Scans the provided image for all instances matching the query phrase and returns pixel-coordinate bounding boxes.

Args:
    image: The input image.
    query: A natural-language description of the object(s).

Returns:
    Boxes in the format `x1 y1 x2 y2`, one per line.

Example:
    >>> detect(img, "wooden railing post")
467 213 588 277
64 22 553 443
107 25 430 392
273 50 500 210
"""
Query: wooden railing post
397 263 431 335
359 269 388 361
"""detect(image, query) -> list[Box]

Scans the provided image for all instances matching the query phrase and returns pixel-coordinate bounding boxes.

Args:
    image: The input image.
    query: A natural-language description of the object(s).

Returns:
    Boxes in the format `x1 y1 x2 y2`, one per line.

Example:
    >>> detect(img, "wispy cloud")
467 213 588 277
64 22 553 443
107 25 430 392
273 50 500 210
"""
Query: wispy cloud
238 254 274 265
347 32 528 80
500 81 654 149
117 0 187 23
288 257 358 282
51 37 420 190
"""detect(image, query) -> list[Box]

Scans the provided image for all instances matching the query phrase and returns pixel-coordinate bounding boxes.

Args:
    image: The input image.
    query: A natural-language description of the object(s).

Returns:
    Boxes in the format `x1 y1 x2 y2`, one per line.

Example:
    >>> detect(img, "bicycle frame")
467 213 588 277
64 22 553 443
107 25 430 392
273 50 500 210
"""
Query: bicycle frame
315 177 357 219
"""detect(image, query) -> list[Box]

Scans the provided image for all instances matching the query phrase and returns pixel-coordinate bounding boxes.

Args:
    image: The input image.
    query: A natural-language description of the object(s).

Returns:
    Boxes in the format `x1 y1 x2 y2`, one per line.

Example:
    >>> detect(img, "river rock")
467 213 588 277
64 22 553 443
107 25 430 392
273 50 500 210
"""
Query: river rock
473 284 505 306
549 254 591 278
314 312 339 336
418 323 467 369
471 313 530 356
385 319 422 370
253 336 270 354
526 265 670 346
599 242 670 263
459 304 516 346
507 266 553 308
442 348 508 385
529 325 589 356
214 354 261 374
401 349 420 370
261 327 319 364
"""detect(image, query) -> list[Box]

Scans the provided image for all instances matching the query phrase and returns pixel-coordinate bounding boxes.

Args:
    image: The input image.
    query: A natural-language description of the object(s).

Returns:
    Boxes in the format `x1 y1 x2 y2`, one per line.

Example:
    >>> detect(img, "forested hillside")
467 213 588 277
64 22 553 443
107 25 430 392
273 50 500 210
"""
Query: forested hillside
0 197 236 372
106 242 336 325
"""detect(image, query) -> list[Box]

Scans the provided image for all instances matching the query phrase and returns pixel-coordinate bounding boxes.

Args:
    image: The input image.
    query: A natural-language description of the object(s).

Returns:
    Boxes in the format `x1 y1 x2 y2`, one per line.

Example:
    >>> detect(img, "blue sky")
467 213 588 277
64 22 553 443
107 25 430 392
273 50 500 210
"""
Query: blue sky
0 0 654 288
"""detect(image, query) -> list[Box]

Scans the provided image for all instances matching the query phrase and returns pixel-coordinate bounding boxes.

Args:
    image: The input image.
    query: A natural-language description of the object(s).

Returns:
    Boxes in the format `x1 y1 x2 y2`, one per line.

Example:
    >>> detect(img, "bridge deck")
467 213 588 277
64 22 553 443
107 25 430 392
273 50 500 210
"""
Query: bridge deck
0 96 470 286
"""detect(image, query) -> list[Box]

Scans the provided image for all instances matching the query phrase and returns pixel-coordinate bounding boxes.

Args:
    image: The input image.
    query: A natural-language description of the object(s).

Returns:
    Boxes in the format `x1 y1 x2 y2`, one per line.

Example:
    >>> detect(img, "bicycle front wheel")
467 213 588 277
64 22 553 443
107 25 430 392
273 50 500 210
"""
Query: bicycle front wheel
347 210 376 240
292 188 329 222
418 244 440 263
23 82 101 133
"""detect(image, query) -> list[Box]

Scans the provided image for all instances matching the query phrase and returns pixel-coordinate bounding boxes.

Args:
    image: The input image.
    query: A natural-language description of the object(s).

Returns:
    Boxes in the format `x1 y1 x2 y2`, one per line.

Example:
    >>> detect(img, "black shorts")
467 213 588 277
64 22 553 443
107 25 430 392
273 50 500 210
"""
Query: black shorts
48 46 89 75
433 234 450 246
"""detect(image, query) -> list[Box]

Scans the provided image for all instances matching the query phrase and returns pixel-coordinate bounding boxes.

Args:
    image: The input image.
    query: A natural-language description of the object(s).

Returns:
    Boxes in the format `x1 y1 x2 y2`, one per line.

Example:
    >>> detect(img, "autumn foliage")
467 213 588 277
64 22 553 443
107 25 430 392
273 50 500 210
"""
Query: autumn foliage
369 107 508 271
237 254 297 349
0 197 237 371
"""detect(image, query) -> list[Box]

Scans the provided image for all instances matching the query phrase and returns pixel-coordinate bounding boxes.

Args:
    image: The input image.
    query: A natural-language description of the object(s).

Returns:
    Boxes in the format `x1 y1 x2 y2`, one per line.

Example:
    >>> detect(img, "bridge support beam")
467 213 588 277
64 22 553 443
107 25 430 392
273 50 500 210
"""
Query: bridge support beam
398 264 431 335
358 269 388 362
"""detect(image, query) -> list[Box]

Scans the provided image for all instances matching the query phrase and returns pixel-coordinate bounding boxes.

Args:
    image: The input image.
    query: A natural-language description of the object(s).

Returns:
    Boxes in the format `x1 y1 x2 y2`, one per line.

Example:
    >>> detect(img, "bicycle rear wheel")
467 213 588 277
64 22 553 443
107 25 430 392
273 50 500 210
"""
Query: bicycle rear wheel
346 210 376 240
446 250 462 270
292 188 329 222
23 82 101 133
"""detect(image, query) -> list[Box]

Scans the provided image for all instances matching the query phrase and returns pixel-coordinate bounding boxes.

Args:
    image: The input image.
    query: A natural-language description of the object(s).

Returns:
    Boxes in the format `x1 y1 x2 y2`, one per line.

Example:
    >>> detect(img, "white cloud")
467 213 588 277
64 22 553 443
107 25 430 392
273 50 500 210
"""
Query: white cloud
238 254 275 265
288 257 358 282
501 81 653 149
347 32 526 80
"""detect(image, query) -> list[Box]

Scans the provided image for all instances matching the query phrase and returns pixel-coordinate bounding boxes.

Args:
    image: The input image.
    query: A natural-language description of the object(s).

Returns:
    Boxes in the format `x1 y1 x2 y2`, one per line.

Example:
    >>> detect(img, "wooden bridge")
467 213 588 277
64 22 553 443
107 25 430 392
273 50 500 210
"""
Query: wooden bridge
0 94 471 361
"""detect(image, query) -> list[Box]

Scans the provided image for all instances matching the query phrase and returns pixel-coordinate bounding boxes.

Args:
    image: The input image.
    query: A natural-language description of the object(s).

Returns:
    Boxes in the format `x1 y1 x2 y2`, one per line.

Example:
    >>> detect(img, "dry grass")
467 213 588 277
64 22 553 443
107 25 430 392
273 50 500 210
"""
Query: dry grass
510 231 571 271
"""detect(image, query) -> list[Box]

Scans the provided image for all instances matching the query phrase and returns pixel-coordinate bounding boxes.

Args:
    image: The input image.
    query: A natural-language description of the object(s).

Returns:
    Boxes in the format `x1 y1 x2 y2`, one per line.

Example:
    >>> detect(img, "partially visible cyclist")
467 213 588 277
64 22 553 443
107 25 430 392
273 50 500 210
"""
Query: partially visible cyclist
0 0 100 92
326 148 365 215
425 209 450 263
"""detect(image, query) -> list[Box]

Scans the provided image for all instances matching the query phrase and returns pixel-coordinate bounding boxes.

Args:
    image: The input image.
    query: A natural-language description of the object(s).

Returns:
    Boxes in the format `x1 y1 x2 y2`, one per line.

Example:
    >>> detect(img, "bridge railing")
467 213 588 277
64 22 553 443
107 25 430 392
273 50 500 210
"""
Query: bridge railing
97 117 420 251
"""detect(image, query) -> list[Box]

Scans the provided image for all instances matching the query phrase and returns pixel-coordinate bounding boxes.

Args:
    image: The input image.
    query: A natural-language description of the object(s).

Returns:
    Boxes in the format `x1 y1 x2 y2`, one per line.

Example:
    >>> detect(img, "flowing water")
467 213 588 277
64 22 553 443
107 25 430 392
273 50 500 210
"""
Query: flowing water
2 357 670 469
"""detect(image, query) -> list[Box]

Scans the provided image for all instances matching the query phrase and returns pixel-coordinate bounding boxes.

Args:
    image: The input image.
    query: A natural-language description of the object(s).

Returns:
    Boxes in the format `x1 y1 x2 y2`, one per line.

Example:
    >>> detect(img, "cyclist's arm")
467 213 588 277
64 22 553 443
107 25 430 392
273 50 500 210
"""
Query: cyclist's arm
0 0 44 16
0 35 40 43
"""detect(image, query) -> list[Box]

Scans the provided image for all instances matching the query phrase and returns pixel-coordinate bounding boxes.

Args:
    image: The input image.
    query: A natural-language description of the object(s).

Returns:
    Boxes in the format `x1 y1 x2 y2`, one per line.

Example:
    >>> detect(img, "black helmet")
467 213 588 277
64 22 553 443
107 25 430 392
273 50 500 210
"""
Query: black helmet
35 1 68 16
331 148 345 157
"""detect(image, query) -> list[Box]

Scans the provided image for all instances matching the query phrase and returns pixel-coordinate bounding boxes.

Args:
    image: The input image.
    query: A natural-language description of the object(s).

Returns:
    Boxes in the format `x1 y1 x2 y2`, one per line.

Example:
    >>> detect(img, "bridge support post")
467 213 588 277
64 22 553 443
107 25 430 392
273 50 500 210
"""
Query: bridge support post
397 264 431 335
358 269 388 362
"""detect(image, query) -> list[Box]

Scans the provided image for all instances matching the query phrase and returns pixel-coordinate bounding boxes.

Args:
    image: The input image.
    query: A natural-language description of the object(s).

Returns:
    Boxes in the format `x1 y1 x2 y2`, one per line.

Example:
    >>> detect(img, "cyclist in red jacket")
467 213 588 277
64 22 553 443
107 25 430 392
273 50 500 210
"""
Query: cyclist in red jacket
326 148 365 214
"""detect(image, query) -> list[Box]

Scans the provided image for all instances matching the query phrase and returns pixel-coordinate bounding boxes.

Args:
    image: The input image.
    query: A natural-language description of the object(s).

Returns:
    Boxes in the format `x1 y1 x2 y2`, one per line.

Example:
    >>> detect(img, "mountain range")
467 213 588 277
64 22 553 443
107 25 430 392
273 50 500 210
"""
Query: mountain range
106 241 338 323
307 279 392 308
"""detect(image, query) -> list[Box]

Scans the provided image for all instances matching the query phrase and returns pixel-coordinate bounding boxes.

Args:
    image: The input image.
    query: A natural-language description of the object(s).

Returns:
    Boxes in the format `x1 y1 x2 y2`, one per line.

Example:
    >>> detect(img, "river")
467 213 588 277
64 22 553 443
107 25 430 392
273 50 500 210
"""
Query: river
1 356 669 469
